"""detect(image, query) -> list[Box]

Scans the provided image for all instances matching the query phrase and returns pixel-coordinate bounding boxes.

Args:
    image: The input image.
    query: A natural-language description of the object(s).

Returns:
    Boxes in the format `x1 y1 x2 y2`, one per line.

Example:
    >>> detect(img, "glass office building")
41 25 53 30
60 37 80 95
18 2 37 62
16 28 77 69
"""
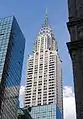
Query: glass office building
24 11 63 119
0 16 25 119
31 103 62 119
18 107 33 119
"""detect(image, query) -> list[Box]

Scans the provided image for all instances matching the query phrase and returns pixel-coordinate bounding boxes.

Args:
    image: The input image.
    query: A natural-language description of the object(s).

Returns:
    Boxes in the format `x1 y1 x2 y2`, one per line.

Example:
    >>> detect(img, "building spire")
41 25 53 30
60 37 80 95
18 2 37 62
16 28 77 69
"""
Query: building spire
44 8 48 26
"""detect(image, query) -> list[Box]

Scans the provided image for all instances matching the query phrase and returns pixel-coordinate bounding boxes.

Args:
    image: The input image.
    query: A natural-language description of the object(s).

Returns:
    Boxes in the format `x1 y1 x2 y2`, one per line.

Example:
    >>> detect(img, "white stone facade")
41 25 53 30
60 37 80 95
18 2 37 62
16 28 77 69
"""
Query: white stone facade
24 13 63 114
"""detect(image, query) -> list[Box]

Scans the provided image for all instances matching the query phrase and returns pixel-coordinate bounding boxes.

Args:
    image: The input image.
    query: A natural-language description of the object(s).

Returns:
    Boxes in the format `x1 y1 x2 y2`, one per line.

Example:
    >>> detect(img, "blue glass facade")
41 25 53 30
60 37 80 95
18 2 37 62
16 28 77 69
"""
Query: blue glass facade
31 104 56 119
0 16 25 119
0 16 13 84
5 17 25 87
31 104 63 119
56 105 62 119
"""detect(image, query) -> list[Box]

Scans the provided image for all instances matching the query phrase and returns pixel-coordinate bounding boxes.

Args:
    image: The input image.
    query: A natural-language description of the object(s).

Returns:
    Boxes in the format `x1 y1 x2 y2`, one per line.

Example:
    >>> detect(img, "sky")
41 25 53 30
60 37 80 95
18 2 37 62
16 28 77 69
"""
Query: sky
0 0 76 118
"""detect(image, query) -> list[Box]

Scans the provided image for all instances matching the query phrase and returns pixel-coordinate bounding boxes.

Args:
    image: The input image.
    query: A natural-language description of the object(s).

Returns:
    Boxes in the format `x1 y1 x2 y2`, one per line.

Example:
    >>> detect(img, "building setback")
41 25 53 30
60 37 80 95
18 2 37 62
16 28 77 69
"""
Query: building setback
24 11 63 119
0 16 25 119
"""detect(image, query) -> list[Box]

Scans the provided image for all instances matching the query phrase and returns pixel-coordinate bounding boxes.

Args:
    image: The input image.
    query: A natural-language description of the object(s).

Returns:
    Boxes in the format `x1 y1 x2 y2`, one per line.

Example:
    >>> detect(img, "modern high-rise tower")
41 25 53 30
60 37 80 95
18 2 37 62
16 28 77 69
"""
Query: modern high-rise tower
24 11 63 119
0 16 25 119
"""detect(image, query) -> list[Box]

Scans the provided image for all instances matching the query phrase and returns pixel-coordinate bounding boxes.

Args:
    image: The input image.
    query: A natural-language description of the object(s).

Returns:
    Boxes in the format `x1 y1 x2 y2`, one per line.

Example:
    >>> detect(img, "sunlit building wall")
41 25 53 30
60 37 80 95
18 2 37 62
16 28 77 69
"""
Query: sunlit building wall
24 11 63 119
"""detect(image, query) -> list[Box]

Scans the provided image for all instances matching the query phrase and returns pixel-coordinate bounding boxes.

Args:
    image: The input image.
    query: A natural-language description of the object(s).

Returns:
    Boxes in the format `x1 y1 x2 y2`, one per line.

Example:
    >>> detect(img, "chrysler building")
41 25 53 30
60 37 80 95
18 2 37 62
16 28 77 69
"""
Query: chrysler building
24 10 63 119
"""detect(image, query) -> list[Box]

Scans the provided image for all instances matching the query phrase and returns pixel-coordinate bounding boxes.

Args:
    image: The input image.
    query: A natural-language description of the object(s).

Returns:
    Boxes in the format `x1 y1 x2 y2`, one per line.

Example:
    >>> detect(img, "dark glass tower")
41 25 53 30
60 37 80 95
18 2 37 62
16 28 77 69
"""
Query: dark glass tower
0 16 25 119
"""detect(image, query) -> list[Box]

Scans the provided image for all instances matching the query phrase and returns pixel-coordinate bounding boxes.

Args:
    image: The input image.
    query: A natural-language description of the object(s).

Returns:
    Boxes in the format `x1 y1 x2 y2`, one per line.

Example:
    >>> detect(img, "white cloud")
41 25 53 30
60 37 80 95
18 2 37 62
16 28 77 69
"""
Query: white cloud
19 86 25 108
63 86 76 119
19 86 76 119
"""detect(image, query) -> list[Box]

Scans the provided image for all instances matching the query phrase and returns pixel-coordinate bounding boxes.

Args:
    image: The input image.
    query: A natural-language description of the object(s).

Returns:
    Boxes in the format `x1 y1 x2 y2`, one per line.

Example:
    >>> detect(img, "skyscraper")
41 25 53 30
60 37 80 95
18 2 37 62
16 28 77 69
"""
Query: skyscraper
67 0 83 118
24 11 63 119
0 16 25 119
